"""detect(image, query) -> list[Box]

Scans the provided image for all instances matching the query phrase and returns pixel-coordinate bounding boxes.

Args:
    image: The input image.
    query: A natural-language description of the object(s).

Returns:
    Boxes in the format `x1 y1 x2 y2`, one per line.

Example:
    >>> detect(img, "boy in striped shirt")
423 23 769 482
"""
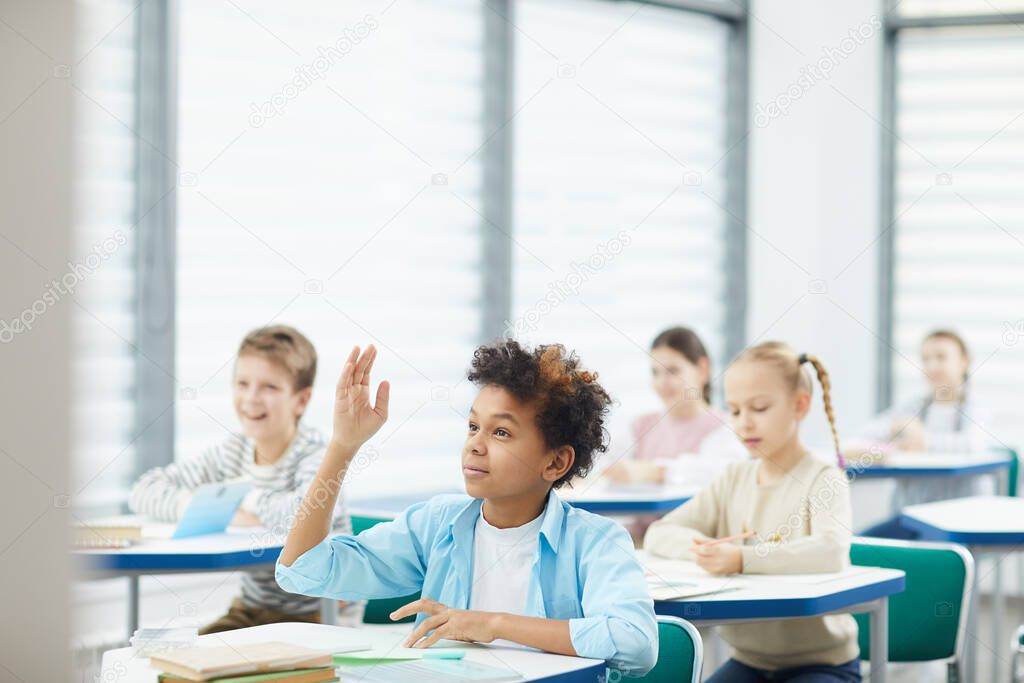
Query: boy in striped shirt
129 325 350 633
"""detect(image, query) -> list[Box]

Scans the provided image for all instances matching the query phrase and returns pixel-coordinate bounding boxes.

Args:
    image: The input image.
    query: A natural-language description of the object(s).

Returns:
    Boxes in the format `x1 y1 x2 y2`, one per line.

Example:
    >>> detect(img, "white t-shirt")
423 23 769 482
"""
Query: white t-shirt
469 510 544 615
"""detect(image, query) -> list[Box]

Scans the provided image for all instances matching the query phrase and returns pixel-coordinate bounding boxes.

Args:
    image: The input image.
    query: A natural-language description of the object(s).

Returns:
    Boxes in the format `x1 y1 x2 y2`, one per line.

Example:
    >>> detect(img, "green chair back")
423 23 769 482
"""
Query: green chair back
350 515 420 624
852 537 973 666
998 447 1021 497
629 616 701 683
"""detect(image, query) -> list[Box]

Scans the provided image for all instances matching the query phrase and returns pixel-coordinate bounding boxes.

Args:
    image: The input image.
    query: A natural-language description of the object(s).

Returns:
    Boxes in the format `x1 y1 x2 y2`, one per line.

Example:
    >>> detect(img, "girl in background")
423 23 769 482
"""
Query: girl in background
858 329 995 537
603 326 747 488
645 342 860 682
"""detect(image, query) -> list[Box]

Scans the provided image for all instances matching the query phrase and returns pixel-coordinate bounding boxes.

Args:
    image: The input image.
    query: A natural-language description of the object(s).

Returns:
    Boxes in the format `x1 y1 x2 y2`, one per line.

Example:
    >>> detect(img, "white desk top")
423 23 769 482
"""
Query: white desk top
557 481 700 507
558 481 699 503
849 449 1012 477
902 495 1024 539
74 518 290 573
638 552 905 621
75 528 283 556
99 622 606 682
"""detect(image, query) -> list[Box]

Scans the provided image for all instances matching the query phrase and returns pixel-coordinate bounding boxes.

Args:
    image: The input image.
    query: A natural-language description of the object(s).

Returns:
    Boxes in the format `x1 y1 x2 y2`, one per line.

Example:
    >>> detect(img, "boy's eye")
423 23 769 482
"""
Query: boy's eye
468 422 479 432
495 428 510 438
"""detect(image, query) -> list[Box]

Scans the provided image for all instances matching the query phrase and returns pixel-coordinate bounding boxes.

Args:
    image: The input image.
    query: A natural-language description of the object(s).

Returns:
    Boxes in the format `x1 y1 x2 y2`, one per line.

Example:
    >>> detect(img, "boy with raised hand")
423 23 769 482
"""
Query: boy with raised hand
276 341 657 676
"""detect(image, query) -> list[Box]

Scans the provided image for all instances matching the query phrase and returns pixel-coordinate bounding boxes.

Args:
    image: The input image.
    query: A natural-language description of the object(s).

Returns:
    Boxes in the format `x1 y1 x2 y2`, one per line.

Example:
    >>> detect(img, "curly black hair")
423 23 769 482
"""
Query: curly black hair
466 339 612 488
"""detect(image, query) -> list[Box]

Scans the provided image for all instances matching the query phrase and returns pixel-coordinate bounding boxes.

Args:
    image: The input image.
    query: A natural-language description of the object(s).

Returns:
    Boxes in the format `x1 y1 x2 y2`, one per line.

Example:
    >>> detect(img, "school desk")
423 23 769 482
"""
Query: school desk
642 553 905 683
98 621 608 682
902 495 1024 683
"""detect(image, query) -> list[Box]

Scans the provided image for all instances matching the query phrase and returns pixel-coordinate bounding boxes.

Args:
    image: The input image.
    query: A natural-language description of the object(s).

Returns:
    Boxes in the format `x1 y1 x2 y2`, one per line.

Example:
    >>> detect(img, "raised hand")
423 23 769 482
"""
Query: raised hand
332 345 390 451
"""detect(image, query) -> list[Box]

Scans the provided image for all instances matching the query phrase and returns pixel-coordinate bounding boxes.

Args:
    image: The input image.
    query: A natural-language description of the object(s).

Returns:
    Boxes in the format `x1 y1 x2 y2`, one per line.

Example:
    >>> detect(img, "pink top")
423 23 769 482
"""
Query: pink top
631 409 730 461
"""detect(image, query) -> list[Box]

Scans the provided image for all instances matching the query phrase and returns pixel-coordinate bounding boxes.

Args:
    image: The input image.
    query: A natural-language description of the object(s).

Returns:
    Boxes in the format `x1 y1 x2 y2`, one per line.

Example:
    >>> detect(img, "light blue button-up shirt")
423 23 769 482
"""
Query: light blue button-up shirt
276 489 658 676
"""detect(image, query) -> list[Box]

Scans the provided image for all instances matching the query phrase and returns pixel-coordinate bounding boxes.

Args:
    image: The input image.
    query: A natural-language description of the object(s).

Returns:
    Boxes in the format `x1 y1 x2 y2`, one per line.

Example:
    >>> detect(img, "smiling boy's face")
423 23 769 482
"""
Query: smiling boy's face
461 385 572 501
233 353 311 442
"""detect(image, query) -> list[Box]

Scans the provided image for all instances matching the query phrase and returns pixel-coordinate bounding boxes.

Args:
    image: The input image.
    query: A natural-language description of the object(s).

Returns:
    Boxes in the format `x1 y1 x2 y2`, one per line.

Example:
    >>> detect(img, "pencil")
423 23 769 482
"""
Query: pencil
696 531 756 548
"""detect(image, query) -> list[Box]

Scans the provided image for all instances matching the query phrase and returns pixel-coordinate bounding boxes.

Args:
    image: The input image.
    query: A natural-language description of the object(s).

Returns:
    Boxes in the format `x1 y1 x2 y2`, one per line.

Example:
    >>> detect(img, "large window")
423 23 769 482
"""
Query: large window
175 0 487 492
74 0 748 500
884 3 1024 447
512 0 734 441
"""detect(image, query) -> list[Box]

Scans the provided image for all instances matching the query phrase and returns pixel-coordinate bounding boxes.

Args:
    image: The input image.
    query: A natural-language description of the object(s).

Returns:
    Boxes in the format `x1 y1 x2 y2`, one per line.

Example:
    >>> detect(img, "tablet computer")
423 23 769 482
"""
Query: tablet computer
173 480 253 539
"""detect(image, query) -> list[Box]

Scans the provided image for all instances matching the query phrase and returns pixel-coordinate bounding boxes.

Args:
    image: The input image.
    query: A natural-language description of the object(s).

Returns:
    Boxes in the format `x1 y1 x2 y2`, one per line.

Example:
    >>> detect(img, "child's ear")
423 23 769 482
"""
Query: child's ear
794 390 812 420
543 445 575 484
294 386 313 417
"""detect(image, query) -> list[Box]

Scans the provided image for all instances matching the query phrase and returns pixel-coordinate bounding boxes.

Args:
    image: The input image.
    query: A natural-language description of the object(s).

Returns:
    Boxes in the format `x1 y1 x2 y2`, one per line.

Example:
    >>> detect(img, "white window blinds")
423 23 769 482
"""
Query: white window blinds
71 0 138 511
891 23 1024 447
511 0 732 438
174 0 485 492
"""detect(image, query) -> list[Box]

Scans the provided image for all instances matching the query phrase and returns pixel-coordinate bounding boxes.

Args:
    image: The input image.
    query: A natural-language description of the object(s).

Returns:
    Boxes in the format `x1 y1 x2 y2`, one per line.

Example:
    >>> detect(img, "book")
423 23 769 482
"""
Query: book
73 521 142 548
158 668 337 683
149 642 333 681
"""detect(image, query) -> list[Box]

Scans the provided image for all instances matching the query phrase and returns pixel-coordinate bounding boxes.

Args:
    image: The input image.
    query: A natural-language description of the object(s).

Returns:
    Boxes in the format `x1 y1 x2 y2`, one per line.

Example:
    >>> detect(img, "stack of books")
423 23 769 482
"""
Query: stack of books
73 520 143 549
149 642 337 683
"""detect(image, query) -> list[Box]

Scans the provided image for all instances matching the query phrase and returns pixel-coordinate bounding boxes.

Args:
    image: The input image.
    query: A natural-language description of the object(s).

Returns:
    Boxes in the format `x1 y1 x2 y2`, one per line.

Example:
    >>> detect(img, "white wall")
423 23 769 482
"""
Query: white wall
748 0 883 450
0 1 75 679
747 0 889 529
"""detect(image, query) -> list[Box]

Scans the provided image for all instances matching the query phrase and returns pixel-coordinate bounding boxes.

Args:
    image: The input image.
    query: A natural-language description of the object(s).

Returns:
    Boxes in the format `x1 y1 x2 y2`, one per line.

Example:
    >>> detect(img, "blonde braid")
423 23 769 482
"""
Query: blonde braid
802 354 844 469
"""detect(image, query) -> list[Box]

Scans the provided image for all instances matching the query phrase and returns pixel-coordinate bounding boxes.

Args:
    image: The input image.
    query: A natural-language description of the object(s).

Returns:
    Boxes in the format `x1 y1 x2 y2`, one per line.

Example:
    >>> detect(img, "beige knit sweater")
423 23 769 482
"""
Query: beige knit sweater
644 454 859 670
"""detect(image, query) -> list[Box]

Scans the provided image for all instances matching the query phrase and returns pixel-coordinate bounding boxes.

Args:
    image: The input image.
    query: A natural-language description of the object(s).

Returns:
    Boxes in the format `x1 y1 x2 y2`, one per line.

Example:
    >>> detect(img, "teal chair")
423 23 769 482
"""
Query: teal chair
995 446 1021 497
851 537 973 682
1009 450 1020 498
350 515 419 624
628 616 702 683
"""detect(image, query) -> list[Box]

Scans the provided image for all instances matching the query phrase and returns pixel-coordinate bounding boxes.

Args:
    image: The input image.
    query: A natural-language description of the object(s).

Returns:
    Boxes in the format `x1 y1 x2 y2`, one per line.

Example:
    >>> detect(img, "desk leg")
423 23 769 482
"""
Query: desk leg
870 597 888 683
320 598 337 626
993 557 1004 683
127 575 139 640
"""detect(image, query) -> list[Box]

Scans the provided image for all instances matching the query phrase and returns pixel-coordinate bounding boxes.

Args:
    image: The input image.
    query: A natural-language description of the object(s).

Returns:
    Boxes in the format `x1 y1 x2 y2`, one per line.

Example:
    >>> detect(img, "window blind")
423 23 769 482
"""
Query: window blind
71 0 138 511
174 0 485 492
891 23 1024 447
511 0 733 442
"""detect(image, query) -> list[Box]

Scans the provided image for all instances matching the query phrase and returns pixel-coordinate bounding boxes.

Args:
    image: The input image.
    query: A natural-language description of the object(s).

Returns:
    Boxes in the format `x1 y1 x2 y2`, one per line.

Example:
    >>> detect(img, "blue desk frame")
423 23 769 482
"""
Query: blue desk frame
75 540 311 641
655 573 905 683
853 457 1012 479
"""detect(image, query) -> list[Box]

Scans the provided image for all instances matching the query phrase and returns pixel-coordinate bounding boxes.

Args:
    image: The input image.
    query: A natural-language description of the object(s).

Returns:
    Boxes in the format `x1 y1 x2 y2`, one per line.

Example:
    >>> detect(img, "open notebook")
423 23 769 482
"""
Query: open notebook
639 551 745 600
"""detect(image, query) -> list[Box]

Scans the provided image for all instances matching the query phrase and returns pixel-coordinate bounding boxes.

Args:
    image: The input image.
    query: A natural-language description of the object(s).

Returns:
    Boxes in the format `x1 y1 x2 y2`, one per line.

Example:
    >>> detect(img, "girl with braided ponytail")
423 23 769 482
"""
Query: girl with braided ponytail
644 342 860 682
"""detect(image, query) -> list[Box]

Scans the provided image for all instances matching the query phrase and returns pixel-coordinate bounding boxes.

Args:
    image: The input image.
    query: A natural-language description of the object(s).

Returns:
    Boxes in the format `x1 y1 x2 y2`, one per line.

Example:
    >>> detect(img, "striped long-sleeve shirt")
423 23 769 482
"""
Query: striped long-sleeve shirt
129 423 349 614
